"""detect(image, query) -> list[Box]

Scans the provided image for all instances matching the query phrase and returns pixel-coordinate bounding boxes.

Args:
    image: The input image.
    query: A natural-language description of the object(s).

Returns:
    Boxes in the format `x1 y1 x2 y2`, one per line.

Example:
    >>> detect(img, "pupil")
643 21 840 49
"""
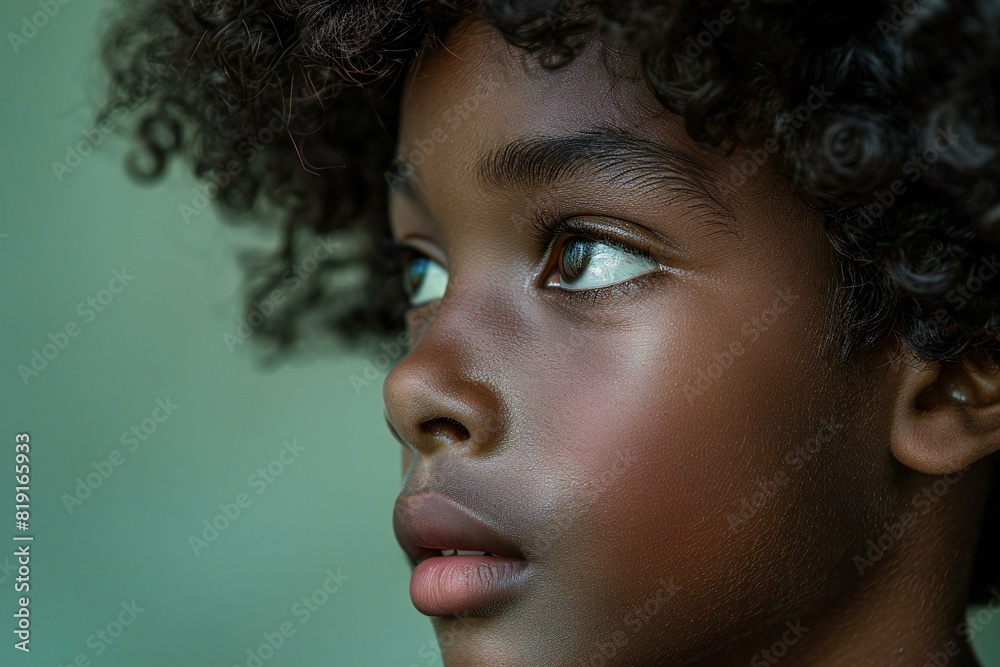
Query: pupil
559 238 591 282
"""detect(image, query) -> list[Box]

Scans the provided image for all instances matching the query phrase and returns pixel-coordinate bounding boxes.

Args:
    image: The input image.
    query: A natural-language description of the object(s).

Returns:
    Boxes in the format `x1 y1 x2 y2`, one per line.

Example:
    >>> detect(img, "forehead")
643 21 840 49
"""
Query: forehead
390 17 814 252
395 17 705 184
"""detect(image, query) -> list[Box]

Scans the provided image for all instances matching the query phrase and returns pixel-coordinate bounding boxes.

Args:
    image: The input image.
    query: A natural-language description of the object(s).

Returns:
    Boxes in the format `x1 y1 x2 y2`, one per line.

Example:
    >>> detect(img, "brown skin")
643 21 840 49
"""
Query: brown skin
383 16 998 667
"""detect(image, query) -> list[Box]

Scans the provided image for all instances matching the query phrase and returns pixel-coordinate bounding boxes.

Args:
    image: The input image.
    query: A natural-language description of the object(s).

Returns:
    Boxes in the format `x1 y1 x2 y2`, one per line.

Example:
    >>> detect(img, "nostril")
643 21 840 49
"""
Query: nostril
420 416 471 442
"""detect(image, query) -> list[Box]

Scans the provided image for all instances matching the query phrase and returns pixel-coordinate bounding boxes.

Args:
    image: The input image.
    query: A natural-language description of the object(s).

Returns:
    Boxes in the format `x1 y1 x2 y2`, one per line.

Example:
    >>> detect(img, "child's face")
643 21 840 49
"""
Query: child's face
385 18 903 666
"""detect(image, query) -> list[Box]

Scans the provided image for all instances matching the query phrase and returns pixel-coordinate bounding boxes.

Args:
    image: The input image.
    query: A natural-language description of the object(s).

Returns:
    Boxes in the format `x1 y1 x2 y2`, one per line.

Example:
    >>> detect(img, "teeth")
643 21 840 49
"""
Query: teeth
438 549 488 556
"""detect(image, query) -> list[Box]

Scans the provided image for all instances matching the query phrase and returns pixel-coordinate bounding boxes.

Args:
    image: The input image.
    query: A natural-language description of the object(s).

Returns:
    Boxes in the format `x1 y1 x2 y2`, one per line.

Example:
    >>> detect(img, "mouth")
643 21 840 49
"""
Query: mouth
393 491 529 617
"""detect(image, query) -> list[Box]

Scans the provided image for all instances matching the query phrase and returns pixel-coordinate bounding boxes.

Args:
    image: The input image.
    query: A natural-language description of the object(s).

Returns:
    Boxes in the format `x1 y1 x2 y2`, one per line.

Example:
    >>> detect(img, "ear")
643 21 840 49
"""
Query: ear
891 347 1000 474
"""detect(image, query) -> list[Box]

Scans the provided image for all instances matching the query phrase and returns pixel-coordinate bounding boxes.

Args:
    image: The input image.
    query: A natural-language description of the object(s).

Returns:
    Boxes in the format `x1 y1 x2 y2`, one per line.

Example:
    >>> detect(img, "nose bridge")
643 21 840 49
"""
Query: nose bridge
382 281 517 458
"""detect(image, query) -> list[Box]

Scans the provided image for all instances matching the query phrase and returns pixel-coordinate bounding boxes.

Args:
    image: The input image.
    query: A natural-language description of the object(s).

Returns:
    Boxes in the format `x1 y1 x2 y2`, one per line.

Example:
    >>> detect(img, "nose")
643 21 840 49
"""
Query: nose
382 314 506 458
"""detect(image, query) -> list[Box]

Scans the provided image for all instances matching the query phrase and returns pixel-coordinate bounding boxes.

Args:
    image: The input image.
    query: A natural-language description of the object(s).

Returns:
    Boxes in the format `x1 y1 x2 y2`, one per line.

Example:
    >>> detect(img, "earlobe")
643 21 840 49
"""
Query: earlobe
890 348 1000 475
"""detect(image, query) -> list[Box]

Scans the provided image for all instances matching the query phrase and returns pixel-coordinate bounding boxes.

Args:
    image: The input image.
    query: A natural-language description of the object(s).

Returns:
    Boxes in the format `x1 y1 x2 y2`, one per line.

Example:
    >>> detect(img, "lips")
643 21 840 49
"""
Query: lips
393 491 529 616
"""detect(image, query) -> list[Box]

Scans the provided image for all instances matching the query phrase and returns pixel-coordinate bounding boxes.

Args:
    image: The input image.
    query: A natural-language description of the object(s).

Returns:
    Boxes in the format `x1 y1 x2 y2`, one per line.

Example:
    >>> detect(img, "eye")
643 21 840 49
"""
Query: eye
546 236 658 291
402 251 449 306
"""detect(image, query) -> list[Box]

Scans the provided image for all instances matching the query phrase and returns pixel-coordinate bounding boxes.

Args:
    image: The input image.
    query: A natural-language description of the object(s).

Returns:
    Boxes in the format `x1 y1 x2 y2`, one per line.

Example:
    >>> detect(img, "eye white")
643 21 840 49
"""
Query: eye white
410 258 449 306
556 239 658 290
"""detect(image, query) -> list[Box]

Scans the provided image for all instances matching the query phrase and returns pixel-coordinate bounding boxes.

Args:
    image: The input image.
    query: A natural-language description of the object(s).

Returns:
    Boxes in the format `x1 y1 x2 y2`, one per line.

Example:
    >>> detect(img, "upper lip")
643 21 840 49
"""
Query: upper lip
393 491 526 566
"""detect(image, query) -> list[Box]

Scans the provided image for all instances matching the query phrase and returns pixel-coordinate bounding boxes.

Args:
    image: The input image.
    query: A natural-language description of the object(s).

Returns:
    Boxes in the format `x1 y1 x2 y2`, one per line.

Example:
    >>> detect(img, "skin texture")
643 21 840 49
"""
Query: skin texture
382 17 994 667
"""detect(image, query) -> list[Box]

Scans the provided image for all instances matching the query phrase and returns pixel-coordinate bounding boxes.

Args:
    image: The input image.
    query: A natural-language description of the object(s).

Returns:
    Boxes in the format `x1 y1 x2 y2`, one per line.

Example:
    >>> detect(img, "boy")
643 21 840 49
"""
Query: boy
101 1 1000 664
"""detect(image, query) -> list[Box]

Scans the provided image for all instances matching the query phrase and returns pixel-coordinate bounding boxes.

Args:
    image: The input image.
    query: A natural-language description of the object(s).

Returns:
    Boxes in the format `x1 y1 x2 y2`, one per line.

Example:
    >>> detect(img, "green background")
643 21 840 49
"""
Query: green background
1 1 999 665
0 1 439 665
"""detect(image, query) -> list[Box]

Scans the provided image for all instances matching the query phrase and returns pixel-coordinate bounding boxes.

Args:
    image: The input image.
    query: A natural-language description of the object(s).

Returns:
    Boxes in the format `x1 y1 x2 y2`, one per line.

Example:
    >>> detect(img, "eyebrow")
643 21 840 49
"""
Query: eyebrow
389 125 735 223
482 126 732 215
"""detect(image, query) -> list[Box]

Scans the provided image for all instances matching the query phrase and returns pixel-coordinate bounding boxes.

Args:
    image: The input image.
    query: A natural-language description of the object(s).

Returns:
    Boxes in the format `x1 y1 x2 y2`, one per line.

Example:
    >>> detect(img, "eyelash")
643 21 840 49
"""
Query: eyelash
394 209 667 309
525 208 662 303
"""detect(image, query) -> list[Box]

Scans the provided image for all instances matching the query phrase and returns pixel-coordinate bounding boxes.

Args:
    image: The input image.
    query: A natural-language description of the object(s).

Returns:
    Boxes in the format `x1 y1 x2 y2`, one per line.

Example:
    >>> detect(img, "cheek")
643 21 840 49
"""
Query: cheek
516 289 897 658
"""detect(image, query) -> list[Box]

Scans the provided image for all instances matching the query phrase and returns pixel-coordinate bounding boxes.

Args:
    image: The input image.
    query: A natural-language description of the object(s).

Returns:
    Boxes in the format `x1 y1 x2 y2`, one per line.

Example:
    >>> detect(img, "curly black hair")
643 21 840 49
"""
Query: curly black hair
99 0 1000 604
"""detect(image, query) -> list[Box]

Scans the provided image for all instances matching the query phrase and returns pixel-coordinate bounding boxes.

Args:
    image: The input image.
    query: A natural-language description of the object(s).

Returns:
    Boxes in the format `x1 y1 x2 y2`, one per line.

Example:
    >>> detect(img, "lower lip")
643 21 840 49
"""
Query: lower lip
410 555 528 617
